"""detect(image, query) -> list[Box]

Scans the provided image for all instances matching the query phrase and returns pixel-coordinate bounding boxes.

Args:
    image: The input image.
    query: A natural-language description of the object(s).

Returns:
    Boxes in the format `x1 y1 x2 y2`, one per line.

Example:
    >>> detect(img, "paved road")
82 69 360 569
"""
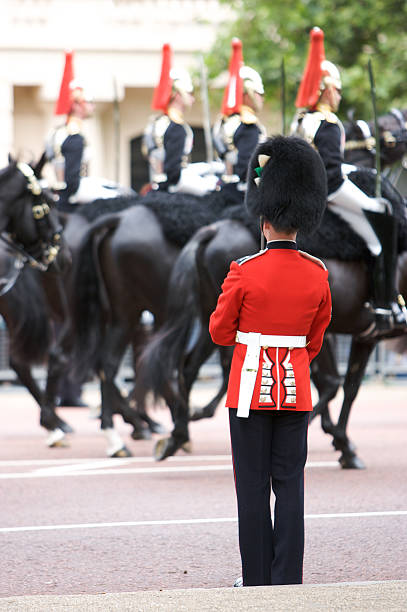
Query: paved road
0 376 406 608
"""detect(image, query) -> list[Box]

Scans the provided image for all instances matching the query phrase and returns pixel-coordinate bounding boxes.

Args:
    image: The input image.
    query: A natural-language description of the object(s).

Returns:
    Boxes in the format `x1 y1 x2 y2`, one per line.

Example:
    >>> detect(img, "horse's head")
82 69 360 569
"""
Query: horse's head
377 108 407 167
0 159 71 274
344 108 407 169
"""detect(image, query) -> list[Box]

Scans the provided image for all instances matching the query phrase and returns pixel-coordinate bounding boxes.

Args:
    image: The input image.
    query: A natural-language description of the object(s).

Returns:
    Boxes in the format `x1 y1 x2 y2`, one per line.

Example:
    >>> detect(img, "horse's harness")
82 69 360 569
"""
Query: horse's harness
345 108 407 154
0 162 62 295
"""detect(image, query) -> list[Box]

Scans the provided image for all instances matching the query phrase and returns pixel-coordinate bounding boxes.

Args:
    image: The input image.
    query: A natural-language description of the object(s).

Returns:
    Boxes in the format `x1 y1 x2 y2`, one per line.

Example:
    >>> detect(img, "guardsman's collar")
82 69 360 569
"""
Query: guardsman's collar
316 102 334 114
266 240 297 250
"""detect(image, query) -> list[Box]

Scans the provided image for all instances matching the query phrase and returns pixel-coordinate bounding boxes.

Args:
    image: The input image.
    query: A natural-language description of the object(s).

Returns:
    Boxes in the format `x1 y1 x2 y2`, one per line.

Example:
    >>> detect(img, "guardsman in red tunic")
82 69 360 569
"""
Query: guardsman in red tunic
209 135 332 587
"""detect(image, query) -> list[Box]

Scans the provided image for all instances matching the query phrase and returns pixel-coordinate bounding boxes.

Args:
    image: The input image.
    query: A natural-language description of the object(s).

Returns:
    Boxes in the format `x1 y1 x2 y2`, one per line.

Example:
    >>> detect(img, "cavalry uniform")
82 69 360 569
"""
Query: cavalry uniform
213 106 266 199
48 50 95 212
291 104 345 195
143 43 218 196
143 107 193 191
291 26 407 336
209 135 330 587
46 117 88 210
212 39 267 201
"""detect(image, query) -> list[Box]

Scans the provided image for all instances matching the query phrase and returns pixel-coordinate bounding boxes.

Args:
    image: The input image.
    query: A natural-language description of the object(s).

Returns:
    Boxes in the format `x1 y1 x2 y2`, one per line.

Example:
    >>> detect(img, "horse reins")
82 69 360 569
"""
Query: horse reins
345 108 407 153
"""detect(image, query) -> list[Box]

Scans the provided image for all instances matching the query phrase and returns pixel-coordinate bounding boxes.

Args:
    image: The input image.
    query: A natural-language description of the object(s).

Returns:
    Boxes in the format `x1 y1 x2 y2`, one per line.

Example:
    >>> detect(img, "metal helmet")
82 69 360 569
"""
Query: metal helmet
320 60 342 92
69 79 94 104
240 65 264 96
170 67 194 100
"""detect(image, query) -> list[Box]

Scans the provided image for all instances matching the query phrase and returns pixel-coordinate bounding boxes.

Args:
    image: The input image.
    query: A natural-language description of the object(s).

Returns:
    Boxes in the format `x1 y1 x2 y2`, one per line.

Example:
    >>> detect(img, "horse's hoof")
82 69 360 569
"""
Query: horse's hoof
189 407 212 421
154 437 187 461
46 428 69 448
110 446 132 458
131 427 152 441
189 409 203 422
339 453 366 469
182 441 192 453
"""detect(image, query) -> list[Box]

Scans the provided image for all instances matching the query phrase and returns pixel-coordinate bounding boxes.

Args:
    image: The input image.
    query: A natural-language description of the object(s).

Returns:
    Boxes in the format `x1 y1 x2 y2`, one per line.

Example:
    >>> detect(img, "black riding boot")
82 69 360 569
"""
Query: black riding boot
363 209 407 337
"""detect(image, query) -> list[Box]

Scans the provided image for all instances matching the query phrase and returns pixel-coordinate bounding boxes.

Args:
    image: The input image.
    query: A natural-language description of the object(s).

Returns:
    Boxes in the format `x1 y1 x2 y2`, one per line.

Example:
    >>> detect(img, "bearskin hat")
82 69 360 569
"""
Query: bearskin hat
245 135 327 235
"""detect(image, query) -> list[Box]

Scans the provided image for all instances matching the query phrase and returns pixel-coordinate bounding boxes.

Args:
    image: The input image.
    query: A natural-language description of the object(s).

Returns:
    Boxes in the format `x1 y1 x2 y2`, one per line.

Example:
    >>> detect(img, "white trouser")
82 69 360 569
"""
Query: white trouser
69 177 134 204
328 178 387 256
235 331 307 418
168 163 222 196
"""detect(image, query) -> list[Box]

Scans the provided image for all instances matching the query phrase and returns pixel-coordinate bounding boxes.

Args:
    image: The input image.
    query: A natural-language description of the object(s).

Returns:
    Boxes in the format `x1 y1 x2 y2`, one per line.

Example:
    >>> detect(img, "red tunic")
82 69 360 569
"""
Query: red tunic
209 243 332 412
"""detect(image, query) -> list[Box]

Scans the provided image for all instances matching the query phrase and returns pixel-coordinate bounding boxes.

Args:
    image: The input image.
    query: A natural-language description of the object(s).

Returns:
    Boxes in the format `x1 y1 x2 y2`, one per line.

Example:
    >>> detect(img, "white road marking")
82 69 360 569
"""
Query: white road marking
0 456 336 467
0 464 232 479
0 455 232 467
0 457 337 479
1 511 406 534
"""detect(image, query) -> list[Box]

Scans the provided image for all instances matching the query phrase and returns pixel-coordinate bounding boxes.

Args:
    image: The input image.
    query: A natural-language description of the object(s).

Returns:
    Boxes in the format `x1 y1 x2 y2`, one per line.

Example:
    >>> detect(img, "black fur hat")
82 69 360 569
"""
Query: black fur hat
245 135 327 234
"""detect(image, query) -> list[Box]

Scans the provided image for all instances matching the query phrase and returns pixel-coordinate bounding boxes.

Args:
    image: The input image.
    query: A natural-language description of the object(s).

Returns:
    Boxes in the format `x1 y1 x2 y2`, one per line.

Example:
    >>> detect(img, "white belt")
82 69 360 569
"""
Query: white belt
235 331 307 418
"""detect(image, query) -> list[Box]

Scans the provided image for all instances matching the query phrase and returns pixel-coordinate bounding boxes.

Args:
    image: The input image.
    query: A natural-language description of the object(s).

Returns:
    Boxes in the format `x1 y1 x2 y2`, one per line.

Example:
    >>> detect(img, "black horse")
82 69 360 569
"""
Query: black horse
137 168 407 464
0 158 75 439
63 190 245 456
344 108 407 170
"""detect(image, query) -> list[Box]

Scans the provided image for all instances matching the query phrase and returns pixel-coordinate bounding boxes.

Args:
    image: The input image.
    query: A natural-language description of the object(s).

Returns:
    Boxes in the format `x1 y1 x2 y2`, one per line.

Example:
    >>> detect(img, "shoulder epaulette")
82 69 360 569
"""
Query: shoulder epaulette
315 108 338 124
236 249 267 266
240 105 258 125
298 250 327 270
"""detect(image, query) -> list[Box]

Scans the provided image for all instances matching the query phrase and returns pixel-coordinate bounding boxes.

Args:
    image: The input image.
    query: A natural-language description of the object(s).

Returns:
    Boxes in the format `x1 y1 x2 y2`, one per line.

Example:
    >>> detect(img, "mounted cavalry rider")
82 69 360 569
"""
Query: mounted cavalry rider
291 27 407 337
46 51 95 212
213 38 267 203
143 44 218 196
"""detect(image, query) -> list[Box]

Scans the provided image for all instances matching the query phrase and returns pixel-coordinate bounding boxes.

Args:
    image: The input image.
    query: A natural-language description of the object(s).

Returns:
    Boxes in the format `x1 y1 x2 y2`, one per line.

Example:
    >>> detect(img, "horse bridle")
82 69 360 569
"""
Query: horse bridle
345 107 407 154
0 162 62 274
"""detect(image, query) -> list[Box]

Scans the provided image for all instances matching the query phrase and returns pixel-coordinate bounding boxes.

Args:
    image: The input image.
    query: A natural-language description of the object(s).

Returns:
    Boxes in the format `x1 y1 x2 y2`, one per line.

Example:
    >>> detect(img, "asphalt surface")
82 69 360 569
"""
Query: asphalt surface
0 375 406 610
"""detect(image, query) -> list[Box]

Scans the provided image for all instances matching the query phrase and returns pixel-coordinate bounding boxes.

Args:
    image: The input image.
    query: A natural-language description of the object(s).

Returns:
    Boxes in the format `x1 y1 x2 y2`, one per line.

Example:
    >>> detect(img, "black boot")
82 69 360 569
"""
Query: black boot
363 209 407 337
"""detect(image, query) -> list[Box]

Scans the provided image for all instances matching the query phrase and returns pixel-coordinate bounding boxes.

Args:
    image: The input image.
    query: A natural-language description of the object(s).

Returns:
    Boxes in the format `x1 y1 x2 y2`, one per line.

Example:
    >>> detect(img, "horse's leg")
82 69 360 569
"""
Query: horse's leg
129 380 167 435
153 330 230 460
189 343 232 421
330 338 377 469
310 335 342 434
128 330 166 435
9 358 69 446
36 320 79 446
99 324 150 457
153 388 190 461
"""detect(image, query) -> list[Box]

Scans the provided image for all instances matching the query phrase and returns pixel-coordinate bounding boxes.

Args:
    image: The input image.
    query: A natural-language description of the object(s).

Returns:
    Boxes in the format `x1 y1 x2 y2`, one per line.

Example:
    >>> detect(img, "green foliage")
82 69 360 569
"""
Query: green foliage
205 0 407 121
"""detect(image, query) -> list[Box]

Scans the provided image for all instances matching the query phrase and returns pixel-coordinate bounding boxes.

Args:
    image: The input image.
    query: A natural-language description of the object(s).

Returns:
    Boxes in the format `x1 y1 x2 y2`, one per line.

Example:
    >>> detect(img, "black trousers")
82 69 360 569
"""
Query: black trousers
229 408 309 586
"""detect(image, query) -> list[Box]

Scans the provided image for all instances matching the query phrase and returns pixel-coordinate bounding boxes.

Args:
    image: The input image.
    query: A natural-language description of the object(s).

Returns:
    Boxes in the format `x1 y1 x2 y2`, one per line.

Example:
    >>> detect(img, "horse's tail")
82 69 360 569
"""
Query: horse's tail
138 224 219 397
3 268 51 364
71 213 121 378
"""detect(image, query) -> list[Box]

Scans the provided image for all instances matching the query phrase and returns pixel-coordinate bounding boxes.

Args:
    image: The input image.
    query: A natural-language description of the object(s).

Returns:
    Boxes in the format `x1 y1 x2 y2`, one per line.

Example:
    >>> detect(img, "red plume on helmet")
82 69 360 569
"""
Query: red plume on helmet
221 38 244 116
151 43 173 112
55 50 75 116
295 27 326 109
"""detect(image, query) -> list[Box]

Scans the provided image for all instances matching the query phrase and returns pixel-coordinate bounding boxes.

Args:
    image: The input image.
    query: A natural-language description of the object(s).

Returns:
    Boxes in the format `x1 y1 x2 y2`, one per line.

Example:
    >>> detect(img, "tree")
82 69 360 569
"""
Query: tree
205 0 407 122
